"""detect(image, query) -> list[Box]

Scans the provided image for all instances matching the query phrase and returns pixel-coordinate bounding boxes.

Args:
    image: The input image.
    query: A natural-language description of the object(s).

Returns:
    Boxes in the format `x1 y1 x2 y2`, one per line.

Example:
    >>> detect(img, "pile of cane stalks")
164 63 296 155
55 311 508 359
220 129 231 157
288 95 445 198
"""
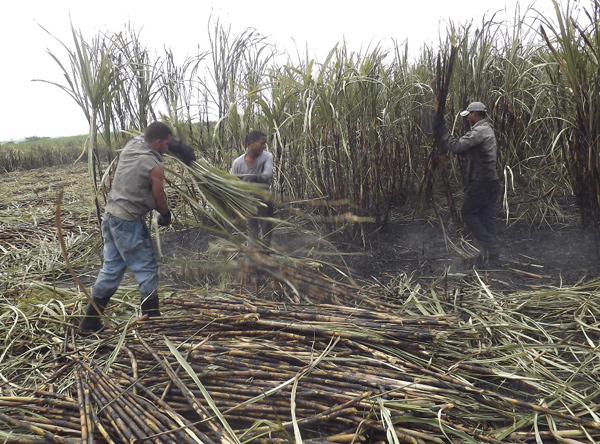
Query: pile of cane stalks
2 247 600 444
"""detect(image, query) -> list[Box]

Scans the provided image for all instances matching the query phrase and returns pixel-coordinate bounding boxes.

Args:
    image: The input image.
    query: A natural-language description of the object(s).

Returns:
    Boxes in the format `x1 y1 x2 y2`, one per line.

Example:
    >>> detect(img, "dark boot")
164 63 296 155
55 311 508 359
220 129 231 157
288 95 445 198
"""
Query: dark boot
486 252 502 268
79 298 108 333
472 251 503 269
141 297 161 318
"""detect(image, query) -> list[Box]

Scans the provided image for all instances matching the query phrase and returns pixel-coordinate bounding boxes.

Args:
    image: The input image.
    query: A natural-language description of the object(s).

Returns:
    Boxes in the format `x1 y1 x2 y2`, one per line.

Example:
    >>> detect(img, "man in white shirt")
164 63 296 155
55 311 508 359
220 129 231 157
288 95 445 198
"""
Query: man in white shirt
230 130 274 245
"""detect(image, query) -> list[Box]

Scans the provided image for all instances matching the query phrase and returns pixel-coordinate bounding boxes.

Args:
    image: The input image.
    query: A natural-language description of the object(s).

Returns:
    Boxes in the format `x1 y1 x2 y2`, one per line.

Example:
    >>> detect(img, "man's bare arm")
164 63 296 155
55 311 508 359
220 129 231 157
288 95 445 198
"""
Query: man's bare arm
149 165 169 215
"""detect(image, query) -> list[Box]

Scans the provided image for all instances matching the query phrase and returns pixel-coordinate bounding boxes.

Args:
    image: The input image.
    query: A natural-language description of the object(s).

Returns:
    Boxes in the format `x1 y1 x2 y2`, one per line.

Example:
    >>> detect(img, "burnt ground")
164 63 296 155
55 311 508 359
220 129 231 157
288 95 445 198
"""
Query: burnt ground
343 218 600 290
4 163 596 295
158 213 600 294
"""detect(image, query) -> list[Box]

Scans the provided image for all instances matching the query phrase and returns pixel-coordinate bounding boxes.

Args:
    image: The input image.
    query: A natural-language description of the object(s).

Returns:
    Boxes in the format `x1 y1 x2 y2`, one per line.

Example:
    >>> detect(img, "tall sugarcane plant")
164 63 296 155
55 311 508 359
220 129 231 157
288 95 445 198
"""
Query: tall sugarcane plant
36 2 599 235
541 0 600 228
36 23 119 224
110 25 163 137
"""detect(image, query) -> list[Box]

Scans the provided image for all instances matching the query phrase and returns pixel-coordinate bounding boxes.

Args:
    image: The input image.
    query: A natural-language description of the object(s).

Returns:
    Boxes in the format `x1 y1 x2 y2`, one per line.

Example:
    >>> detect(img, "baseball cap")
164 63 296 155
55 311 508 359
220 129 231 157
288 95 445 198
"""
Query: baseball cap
460 102 487 117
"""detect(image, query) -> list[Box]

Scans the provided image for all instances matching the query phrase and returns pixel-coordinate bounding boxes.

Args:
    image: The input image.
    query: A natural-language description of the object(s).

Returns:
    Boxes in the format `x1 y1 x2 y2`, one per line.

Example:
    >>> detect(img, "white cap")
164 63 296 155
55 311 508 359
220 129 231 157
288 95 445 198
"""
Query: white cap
460 101 487 117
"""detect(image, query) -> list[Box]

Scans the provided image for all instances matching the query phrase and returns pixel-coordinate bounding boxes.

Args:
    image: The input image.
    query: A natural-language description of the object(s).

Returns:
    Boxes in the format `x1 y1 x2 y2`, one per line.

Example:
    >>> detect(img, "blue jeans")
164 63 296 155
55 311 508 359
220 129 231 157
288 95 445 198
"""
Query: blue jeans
92 213 159 306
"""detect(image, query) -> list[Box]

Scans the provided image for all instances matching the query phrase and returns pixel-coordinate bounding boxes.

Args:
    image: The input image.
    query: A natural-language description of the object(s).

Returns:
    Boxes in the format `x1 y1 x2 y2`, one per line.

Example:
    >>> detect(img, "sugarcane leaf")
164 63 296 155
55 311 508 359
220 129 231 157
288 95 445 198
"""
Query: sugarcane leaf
378 397 401 444
164 336 242 444
290 376 303 444
104 322 129 371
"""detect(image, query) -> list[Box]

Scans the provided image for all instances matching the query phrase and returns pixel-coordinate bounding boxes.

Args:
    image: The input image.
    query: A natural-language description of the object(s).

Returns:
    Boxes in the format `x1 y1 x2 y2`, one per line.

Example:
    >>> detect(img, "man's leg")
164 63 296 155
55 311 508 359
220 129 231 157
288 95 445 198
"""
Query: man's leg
80 214 126 332
480 181 500 258
461 181 499 259
258 200 274 246
247 216 260 240
111 218 160 317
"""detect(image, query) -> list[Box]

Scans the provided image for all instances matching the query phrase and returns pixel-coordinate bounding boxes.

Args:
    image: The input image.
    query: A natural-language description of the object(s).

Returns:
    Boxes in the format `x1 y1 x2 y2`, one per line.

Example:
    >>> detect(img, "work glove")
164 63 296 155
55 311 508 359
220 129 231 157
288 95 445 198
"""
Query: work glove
168 138 196 165
431 114 446 135
157 210 172 227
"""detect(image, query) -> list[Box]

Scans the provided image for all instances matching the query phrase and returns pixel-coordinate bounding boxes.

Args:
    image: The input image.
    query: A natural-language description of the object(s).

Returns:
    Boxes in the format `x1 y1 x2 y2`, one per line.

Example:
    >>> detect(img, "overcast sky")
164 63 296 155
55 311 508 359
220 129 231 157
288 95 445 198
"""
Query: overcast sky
1 0 562 142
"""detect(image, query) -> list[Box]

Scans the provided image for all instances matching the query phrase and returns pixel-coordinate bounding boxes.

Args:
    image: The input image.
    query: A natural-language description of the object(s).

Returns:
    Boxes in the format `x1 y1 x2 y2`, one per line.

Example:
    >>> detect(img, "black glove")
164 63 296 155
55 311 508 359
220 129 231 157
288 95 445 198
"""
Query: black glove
168 138 196 165
157 210 172 227
431 114 446 135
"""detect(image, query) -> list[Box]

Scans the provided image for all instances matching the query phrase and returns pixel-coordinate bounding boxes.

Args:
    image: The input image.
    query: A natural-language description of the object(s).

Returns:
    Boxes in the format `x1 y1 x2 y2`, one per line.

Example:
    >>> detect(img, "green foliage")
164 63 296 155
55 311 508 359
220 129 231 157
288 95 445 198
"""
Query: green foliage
0 135 111 172
30 3 600 233
539 0 600 226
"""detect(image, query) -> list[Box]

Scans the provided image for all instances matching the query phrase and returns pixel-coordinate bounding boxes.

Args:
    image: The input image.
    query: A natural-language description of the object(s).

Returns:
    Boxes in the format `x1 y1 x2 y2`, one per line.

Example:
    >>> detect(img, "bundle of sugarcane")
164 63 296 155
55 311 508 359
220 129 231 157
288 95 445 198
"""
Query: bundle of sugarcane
227 247 393 308
3 290 600 442
0 390 83 443
0 293 466 442
0 368 212 443
417 38 460 226
110 296 598 442
88 296 600 440
79 361 212 443
93 303 479 442
164 293 451 351
165 157 269 234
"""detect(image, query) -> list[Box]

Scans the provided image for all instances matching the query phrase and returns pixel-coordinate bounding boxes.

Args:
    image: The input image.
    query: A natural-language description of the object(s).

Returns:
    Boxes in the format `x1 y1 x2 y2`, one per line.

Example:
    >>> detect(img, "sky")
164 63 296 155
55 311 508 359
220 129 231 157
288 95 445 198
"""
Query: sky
0 0 562 142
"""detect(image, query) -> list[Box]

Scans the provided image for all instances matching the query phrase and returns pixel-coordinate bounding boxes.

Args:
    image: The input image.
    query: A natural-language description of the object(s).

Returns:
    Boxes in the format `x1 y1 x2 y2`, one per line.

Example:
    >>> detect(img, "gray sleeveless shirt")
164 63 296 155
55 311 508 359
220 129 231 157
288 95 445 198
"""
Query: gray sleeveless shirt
105 136 163 220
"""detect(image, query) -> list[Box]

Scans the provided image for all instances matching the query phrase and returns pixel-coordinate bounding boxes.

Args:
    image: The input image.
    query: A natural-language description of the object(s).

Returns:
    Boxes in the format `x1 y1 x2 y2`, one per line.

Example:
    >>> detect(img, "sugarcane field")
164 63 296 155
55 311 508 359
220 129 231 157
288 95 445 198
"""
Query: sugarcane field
2 2 600 443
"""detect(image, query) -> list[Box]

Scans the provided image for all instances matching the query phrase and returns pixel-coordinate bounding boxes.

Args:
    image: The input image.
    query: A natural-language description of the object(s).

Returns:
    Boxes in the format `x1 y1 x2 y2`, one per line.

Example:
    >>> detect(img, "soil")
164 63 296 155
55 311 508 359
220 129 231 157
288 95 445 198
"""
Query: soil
158 214 600 294
342 218 600 288
2 163 598 294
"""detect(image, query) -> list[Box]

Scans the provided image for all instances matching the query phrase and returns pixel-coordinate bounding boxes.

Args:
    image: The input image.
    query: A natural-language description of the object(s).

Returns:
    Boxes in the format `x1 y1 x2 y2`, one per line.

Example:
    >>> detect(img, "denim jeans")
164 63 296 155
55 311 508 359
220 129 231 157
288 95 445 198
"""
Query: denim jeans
92 213 159 306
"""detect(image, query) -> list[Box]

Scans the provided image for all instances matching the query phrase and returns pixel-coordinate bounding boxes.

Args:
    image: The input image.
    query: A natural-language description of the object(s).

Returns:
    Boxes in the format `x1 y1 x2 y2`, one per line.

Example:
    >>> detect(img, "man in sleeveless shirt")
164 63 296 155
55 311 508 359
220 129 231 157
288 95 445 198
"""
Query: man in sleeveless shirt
230 130 274 245
79 121 173 333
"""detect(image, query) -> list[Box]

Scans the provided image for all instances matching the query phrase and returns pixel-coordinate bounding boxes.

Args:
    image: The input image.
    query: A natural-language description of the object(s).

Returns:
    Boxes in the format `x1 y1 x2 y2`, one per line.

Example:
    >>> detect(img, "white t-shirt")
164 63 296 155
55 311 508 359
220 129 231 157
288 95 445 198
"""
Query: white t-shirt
230 151 273 189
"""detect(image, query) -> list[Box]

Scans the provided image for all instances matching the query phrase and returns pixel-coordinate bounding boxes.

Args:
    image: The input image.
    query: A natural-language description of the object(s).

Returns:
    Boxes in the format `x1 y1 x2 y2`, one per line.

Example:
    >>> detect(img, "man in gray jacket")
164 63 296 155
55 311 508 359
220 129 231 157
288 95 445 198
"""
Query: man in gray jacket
434 102 501 266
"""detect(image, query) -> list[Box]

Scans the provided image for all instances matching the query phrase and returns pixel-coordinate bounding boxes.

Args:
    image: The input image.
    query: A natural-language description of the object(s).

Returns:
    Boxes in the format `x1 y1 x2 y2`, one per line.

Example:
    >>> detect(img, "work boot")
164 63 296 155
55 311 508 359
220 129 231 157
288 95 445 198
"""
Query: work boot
473 251 503 269
141 297 161 318
462 253 485 268
462 252 491 269
486 252 503 268
79 298 108 334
